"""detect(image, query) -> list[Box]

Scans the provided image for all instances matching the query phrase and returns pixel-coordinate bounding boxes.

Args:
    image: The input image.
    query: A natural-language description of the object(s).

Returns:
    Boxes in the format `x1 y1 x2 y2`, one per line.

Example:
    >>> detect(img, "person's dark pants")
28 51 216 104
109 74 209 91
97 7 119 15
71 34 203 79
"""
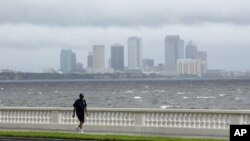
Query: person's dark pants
77 114 85 123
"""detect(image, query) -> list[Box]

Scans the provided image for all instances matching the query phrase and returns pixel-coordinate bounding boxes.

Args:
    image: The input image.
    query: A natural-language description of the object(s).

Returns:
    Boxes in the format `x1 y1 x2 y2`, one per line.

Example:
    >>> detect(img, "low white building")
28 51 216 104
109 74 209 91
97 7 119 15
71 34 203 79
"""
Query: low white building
177 59 206 77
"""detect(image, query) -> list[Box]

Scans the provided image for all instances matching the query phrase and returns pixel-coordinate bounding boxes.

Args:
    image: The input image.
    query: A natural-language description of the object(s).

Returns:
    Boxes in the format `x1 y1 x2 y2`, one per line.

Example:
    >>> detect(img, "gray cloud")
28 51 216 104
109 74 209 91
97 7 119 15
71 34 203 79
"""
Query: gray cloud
0 0 250 27
0 0 250 71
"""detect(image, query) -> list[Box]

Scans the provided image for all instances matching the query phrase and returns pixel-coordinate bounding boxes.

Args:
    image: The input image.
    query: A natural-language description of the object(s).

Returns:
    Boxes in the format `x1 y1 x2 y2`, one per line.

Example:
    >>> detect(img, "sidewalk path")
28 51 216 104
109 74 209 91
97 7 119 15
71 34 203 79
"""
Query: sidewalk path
0 137 95 141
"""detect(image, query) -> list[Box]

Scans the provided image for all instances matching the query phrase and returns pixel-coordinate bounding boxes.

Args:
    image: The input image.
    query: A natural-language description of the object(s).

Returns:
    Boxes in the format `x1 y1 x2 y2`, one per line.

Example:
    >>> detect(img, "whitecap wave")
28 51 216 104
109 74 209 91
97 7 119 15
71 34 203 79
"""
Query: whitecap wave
219 94 227 97
154 90 165 93
196 96 216 99
134 96 142 99
177 92 185 95
237 88 242 93
160 105 173 109
124 90 133 94
235 97 247 100
1 87 4 90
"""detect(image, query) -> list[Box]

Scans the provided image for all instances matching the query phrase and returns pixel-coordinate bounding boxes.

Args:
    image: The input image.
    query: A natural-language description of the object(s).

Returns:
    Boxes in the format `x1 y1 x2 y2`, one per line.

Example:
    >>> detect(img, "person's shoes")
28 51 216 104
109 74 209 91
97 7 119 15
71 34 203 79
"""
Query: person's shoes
80 129 84 134
74 126 80 132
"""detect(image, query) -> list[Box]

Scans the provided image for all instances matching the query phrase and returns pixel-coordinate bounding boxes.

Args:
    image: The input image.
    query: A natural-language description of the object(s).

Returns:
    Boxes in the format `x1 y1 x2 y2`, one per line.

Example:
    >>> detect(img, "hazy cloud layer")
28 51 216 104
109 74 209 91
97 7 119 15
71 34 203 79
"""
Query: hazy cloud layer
0 0 250 72
0 0 250 26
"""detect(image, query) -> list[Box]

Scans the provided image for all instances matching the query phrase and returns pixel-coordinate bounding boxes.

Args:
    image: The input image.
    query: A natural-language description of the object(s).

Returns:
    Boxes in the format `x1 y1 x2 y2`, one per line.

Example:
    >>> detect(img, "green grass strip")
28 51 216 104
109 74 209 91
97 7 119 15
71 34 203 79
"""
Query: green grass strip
0 130 227 141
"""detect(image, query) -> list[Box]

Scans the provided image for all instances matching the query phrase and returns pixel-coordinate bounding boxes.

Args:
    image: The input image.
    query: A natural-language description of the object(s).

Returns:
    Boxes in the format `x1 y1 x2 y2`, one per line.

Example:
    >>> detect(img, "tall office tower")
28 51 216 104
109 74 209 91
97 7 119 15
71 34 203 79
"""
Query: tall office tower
196 51 208 74
87 52 93 68
177 39 185 59
165 35 184 73
71 52 76 71
128 37 142 69
186 41 197 59
60 49 77 73
111 44 124 72
93 45 105 73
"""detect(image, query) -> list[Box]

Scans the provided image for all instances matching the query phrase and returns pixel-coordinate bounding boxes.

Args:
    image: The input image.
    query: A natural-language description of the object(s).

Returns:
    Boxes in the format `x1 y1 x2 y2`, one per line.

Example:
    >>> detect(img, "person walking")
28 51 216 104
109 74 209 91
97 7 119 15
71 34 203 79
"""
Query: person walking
72 93 88 133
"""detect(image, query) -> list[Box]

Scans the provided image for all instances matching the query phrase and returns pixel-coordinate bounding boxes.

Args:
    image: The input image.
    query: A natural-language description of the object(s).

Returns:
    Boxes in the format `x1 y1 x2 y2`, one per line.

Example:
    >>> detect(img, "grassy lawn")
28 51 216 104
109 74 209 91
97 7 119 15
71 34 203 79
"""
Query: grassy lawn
0 130 227 141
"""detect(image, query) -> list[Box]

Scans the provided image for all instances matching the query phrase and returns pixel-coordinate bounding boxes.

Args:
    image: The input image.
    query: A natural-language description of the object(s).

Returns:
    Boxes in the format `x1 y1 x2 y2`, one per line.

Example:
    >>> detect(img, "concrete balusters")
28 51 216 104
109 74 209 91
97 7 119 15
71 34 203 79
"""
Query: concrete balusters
1 107 250 138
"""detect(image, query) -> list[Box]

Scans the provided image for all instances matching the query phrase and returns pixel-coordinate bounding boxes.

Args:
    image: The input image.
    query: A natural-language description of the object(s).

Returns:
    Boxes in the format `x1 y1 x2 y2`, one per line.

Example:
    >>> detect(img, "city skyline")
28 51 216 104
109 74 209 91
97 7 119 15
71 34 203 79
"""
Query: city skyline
57 35 208 76
0 34 243 73
0 0 250 72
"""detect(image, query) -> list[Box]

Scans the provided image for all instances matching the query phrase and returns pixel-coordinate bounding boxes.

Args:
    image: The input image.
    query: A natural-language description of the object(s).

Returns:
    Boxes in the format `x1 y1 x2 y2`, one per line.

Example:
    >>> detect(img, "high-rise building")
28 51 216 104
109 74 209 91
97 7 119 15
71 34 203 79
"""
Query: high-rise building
71 52 76 71
128 37 142 69
87 52 93 68
196 51 208 74
111 44 124 72
177 39 185 59
165 35 184 73
93 45 105 73
186 41 197 59
60 49 76 73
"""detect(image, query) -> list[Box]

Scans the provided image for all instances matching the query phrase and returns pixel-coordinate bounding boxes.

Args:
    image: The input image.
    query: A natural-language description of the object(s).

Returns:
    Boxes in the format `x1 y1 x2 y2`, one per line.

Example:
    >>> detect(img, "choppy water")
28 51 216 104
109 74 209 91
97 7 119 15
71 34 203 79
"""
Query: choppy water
0 79 250 109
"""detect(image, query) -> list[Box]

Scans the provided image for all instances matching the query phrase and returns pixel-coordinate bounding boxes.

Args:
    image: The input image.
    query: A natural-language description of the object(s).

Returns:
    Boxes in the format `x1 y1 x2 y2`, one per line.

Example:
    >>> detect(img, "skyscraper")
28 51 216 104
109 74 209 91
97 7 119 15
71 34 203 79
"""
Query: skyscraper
177 39 185 59
128 37 142 69
186 41 197 59
87 52 93 68
196 51 208 74
93 45 105 73
60 49 76 73
71 52 76 71
165 35 184 73
111 44 124 72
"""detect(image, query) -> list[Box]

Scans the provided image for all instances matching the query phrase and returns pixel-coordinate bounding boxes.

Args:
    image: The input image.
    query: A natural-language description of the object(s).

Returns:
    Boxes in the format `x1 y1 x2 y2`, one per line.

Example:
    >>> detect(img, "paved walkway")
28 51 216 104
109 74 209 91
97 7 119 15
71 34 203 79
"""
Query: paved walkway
0 137 95 141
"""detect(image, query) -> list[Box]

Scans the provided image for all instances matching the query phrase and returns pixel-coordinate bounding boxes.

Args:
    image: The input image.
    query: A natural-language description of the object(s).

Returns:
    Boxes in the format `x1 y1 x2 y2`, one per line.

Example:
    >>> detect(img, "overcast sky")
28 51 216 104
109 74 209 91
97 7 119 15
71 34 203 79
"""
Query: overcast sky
0 0 250 72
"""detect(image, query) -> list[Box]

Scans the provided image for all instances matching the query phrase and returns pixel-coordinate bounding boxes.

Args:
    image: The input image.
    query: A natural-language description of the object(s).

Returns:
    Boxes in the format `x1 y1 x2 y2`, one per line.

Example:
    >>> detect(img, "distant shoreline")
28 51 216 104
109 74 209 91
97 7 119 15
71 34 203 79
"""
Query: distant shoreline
1 72 249 81
1 77 250 83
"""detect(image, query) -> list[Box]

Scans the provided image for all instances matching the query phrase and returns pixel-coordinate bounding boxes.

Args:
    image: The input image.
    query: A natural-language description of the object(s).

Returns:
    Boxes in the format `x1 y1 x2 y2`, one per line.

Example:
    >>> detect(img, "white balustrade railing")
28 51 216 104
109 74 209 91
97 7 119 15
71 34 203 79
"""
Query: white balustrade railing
1 107 250 138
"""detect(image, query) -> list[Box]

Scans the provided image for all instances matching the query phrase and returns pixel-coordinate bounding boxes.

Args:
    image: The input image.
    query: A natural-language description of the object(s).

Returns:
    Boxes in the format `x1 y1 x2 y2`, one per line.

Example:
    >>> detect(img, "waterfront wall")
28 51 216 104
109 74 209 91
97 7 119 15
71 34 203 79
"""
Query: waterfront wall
0 107 250 138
